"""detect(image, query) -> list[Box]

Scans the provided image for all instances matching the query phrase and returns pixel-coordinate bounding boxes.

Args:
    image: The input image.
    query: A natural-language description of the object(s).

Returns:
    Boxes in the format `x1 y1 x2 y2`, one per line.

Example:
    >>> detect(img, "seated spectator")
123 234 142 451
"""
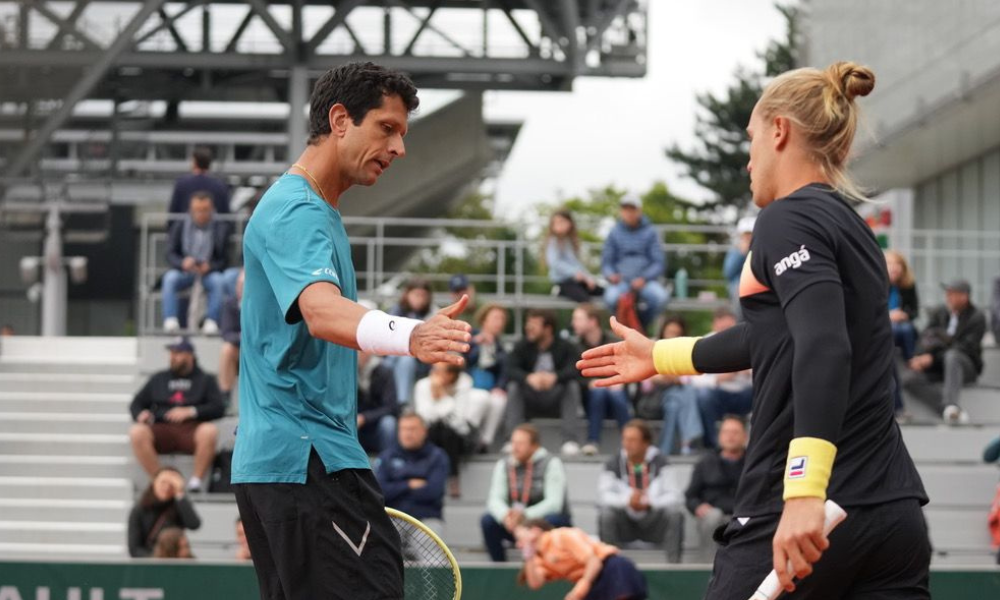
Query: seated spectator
598 420 685 563
163 191 230 333
152 527 194 559
885 250 920 360
646 316 703 455
375 412 449 534
357 350 399 455
385 278 436 404
572 303 630 456
684 415 747 563
601 194 668 332
515 519 648 600
168 146 231 216
506 309 583 456
481 424 571 562
543 209 603 302
218 269 243 407
127 467 202 558
466 303 510 451
449 273 478 324
722 217 755 318
903 279 987 424
129 338 224 492
695 308 753 447
413 362 486 497
235 517 251 561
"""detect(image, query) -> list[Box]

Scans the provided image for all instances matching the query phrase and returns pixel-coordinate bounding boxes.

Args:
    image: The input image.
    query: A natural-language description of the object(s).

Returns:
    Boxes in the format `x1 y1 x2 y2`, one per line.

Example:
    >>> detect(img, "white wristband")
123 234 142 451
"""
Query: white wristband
356 310 421 356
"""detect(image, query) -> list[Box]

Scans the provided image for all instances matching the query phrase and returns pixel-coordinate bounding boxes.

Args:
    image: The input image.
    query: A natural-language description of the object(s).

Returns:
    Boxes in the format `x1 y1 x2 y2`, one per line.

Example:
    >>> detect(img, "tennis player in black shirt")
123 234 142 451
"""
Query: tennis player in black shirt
578 61 930 599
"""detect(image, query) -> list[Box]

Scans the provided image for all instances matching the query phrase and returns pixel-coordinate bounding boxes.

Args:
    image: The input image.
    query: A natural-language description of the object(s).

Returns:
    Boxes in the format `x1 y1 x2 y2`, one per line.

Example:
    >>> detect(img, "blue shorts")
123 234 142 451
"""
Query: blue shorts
585 554 648 600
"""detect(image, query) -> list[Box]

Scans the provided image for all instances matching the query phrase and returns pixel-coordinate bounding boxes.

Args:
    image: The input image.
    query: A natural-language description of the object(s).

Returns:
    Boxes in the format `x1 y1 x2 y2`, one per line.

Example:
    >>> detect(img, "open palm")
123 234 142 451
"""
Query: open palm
576 317 657 387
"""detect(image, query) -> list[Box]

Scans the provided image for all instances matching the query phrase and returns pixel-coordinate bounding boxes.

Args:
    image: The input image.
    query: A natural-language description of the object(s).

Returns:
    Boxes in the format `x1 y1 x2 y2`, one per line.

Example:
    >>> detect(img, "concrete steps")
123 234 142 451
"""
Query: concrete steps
0 392 131 414
0 455 133 478
0 432 130 456
0 412 131 435
0 373 137 394
0 498 129 522
0 521 125 545
0 476 132 501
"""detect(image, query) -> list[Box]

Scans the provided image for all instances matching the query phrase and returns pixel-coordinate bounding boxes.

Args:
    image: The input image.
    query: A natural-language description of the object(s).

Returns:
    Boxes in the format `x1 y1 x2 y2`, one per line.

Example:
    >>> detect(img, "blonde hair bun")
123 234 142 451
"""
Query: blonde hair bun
827 61 875 101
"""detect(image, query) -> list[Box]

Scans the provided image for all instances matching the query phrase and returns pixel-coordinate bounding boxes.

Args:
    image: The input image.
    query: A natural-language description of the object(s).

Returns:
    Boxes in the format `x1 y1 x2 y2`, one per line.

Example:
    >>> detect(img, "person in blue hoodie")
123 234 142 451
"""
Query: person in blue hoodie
374 411 450 534
601 194 669 331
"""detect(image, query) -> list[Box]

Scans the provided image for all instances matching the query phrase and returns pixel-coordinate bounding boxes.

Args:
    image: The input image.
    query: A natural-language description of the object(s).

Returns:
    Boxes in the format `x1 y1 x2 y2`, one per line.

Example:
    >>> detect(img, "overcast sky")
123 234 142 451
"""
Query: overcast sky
485 0 789 216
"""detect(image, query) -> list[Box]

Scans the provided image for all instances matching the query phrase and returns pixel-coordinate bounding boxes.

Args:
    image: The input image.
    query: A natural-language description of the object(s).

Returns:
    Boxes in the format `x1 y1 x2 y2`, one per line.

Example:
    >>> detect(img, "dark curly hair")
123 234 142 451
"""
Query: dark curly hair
308 62 419 145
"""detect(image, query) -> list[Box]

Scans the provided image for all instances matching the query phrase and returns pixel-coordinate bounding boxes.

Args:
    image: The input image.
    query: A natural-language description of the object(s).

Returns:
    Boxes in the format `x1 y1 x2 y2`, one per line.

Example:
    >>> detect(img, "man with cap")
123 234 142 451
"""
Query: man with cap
903 279 987 424
601 194 669 332
449 273 479 324
129 337 225 492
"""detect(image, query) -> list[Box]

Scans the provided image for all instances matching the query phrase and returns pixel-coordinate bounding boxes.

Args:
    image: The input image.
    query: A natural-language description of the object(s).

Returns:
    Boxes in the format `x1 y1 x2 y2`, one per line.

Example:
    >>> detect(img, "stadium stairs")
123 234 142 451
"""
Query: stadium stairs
0 336 998 567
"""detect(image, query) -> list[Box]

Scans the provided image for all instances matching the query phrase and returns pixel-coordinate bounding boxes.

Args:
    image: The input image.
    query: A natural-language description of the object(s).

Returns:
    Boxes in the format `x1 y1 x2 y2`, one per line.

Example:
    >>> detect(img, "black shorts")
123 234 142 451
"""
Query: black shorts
234 450 403 600
704 498 930 600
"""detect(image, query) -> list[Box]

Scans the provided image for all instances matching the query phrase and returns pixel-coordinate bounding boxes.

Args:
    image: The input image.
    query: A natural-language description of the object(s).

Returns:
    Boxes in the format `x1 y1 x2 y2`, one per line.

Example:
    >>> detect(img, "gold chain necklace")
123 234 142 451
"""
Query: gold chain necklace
290 163 328 203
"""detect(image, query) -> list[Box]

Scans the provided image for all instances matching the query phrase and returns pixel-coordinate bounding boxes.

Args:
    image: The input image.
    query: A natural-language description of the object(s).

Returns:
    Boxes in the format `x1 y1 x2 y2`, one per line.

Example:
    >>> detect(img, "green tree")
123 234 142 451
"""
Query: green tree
666 4 799 210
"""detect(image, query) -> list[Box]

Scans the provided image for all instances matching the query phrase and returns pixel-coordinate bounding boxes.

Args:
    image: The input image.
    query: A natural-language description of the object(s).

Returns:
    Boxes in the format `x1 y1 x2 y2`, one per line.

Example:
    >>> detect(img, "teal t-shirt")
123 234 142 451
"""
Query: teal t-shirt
232 174 370 484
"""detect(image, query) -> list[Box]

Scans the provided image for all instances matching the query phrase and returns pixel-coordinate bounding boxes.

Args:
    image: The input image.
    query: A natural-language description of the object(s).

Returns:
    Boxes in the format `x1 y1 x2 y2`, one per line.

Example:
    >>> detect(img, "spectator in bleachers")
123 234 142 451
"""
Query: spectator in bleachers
466 304 509 451
386 278 436 404
127 466 202 558
572 303 630 456
218 269 243 407
413 362 485 497
903 279 987 424
163 192 230 334
506 309 584 456
885 250 920 360
235 517 251 561
357 350 399 455
0 324 12 336
152 527 194 559
449 274 479 324
598 419 685 563
375 412 449 534
649 316 703 456
543 209 603 302
695 308 753 447
684 415 747 563
129 338 224 492
481 424 571 562
601 194 668 332
722 217 755 317
168 146 231 216
514 519 648 600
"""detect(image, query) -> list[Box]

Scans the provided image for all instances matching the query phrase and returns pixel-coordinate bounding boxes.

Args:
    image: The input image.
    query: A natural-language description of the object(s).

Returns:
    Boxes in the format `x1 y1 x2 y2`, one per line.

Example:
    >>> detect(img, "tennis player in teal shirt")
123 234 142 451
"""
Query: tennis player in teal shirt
232 62 471 600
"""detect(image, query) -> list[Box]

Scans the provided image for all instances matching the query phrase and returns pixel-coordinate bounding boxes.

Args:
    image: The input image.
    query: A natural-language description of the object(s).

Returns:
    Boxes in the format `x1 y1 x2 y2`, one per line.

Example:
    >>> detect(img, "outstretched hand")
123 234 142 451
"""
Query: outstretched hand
576 317 657 387
409 295 472 367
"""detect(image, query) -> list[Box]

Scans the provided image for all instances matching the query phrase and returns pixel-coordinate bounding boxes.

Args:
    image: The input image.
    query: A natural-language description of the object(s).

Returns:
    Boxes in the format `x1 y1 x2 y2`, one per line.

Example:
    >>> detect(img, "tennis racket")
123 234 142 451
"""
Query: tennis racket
386 507 462 600
748 500 848 600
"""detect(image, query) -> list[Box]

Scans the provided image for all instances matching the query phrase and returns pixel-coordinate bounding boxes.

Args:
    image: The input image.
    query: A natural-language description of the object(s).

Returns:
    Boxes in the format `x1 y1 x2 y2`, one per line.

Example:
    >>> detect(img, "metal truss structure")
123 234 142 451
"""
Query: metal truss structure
0 0 647 184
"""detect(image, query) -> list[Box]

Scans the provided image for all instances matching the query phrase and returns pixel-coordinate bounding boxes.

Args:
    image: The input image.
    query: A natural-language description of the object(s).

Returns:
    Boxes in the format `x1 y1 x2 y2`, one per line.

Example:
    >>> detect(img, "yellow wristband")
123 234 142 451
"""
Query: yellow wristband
652 337 701 376
783 437 838 500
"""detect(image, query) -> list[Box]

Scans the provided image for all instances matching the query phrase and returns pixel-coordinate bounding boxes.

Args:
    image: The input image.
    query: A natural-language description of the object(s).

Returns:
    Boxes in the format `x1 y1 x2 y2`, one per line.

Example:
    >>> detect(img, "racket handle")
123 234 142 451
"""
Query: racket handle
747 500 847 600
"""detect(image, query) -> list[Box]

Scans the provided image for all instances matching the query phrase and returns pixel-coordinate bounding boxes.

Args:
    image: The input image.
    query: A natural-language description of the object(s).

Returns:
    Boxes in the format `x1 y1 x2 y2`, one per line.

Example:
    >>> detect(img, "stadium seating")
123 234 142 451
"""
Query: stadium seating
0 336 998 566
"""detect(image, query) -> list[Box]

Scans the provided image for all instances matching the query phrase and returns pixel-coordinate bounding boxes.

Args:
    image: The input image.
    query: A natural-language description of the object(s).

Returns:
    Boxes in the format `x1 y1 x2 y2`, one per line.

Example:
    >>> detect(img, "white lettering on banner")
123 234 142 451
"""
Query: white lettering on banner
773 245 812 276
118 590 163 600
0 586 23 600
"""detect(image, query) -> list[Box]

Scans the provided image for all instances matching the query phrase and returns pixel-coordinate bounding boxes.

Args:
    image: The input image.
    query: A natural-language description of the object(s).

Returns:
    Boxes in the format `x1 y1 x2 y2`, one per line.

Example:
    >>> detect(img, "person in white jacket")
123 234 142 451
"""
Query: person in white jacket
413 361 490 497
598 419 686 563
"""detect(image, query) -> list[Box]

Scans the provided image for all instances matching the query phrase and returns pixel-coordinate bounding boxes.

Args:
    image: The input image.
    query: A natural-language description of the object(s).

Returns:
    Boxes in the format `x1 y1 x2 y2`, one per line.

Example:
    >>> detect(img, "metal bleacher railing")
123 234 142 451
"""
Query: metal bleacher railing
139 213 734 336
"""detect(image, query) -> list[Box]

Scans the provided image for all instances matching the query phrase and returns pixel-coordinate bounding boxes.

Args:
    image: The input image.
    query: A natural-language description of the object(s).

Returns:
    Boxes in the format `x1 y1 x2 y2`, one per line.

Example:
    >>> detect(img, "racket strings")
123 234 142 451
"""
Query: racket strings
390 515 457 600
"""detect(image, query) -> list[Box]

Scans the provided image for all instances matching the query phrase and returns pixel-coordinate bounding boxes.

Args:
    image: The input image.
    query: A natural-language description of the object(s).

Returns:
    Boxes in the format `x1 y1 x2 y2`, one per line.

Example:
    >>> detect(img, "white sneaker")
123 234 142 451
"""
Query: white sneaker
942 405 968 425
202 319 219 334
163 317 180 333
581 443 599 456
561 441 581 457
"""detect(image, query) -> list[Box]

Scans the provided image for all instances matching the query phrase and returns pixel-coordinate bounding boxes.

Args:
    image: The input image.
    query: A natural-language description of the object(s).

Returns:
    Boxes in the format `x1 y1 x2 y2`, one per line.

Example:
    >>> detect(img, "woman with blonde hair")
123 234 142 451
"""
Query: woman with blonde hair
884 250 920 359
579 62 929 598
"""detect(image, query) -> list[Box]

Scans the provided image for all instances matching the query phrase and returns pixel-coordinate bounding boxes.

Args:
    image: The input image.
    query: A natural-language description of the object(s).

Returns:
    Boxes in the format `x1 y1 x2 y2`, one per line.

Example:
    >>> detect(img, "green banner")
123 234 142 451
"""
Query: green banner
0 561 997 599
